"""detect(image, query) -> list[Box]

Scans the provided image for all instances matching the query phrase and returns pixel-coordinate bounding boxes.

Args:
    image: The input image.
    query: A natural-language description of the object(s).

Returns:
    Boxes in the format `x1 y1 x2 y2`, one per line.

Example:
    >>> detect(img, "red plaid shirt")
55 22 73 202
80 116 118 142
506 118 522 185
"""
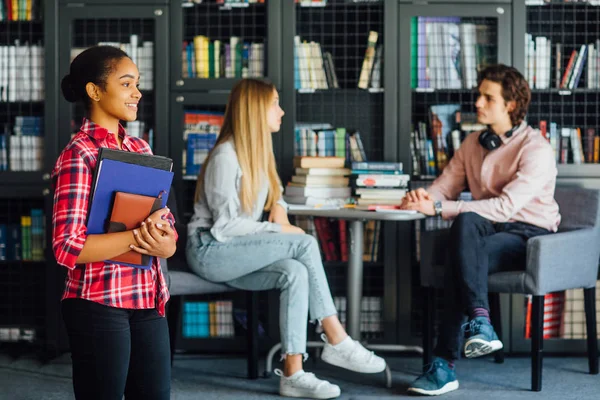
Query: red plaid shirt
52 119 173 316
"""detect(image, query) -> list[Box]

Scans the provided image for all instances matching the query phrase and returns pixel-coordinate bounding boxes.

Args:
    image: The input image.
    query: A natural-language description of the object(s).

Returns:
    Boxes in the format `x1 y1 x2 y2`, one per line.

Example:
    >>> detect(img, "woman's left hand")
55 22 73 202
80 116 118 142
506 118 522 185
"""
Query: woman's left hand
130 218 177 258
269 203 290 225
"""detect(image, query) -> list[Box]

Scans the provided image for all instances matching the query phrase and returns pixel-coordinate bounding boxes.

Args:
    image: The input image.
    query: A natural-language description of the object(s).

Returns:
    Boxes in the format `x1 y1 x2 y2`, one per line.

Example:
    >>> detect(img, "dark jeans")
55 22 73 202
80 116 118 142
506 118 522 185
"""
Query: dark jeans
62 298 171 400
434 212 551 361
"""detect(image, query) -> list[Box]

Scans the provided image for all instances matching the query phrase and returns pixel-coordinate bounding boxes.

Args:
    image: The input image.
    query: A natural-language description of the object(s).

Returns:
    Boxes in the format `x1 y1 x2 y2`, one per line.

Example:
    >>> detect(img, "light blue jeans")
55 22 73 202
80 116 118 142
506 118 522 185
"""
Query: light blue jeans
186 229 338 355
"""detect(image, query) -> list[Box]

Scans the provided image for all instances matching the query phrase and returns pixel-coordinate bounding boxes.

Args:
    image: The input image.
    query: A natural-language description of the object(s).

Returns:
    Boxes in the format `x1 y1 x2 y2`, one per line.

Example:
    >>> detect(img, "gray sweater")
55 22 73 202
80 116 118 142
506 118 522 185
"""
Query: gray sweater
187 140 286 242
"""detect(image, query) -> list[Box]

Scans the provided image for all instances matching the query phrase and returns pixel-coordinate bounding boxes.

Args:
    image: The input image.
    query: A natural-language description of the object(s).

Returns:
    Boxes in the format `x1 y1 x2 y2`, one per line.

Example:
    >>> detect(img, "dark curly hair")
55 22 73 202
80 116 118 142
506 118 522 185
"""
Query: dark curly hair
477 64 531 126
61 45 130 111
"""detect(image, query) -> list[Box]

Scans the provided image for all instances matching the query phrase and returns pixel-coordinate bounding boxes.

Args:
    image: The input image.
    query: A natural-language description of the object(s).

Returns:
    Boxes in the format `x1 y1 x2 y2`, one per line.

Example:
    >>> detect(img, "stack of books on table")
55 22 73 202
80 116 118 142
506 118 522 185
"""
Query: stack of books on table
351 161 410 210
284 156 351 209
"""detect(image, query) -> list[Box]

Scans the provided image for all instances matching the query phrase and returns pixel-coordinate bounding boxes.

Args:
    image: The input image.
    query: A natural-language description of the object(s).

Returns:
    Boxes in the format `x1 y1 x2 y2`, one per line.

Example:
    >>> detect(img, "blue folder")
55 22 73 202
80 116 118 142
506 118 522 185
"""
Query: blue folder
86 158 174 269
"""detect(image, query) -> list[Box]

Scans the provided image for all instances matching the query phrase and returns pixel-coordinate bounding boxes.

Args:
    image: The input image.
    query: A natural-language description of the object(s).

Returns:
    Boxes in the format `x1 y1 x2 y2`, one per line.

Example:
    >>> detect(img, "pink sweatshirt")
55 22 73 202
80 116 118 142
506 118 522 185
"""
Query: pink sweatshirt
427 122 561 232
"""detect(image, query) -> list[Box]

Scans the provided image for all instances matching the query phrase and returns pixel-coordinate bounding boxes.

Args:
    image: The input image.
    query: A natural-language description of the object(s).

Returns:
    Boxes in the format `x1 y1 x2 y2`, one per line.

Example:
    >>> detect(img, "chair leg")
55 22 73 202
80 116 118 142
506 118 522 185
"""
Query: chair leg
247 291 259 379
489 292 505 364
167 295 183 367
531 295 544 391
422 287 435 372
583 287 599 375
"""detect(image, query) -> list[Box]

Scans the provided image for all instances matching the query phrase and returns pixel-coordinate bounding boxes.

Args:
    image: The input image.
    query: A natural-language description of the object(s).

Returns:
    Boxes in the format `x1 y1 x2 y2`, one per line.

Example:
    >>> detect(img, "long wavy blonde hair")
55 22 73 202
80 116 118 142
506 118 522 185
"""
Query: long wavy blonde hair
194 78 282 214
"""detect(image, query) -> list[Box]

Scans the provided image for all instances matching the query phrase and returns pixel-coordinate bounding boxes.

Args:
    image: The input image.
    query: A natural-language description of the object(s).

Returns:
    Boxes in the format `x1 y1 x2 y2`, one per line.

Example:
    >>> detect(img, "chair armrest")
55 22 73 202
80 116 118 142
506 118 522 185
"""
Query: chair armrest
526 228 600 295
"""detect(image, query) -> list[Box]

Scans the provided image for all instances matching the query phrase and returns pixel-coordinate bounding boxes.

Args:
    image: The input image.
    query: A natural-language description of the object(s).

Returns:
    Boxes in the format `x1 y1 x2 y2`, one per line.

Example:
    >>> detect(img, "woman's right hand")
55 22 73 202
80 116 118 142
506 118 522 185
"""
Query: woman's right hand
281 224 305 234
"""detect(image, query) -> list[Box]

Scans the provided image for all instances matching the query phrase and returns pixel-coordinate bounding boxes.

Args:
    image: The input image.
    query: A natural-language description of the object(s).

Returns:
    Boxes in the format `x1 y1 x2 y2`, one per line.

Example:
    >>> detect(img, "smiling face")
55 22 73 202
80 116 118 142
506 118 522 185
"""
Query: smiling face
266 89 284 133
90 57 142 124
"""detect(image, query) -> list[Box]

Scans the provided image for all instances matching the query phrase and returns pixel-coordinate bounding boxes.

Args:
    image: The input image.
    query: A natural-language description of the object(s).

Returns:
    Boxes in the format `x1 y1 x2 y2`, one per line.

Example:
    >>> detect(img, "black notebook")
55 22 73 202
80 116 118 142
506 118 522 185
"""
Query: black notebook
88 148 173 218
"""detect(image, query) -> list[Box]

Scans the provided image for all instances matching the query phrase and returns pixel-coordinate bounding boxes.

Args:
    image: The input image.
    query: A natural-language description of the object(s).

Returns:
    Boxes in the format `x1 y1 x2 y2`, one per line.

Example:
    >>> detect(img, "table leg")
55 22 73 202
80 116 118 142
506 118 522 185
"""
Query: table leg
347 219 364 339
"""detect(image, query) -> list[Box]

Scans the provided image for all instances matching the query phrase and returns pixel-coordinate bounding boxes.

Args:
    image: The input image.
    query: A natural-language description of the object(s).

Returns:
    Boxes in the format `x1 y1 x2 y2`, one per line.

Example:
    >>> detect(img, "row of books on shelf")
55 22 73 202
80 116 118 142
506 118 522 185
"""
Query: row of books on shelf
295 0 382 6
333 296 383 335
295 216 381 262
537 122 600 164
294 122 368 162
0 0 40 21
182 36 264 79
411 116 600 177
295 0 328 4
182 0 266 5
525 36 598 90
180 295 384 341
0 209 45 262
294 33 382 91
524 281 600 340
182 300 235 338
0 42 44 102
294 36 339 91
182 110 224 176
0 116 44 171
411 18 495 90
71 37 154 91
0 326 35 343
411 105 484 177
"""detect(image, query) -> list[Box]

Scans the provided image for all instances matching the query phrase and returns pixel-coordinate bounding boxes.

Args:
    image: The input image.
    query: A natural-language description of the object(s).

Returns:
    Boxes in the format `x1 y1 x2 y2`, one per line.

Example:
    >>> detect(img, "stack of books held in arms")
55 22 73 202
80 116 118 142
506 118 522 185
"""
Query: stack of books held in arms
284 156 351 209
350 161 409 211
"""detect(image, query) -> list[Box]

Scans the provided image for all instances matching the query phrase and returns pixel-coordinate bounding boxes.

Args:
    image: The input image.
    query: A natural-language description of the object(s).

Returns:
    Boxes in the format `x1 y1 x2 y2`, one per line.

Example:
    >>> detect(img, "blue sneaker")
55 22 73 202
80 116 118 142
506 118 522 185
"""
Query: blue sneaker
463 316 503 358
407 357 459 396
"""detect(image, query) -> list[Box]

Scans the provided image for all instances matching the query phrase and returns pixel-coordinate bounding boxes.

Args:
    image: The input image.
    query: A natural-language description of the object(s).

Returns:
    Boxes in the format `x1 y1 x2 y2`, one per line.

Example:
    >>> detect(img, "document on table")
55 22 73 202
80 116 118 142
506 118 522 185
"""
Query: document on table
287 204 341 211
374 209 419 214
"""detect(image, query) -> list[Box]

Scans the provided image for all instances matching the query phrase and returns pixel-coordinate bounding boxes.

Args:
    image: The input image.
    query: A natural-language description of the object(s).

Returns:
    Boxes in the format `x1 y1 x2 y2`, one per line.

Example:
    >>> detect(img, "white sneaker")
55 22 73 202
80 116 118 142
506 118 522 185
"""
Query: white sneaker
275 369 341 399
320 334 386 373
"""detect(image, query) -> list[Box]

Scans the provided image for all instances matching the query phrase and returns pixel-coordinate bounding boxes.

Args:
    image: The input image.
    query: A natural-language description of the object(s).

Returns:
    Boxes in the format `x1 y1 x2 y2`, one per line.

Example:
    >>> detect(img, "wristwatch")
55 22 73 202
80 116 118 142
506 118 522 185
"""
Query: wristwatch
433 200 443 216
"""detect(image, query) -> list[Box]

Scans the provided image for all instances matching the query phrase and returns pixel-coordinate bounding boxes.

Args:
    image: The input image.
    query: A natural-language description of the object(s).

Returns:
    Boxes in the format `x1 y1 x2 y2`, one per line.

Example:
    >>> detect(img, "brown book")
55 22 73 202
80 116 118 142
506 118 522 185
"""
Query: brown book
107 191 162 266
291 175 349 186
293 156 346 169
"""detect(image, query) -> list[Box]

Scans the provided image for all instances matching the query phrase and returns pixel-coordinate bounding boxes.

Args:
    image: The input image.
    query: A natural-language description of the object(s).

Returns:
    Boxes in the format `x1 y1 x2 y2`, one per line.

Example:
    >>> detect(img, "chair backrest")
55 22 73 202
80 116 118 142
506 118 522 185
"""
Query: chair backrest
555 186 600 231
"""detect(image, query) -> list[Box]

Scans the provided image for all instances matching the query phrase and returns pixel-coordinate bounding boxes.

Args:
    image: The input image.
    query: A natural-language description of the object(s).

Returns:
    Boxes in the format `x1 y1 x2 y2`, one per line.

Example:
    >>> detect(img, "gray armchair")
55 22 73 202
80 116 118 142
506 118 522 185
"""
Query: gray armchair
419 186 600 391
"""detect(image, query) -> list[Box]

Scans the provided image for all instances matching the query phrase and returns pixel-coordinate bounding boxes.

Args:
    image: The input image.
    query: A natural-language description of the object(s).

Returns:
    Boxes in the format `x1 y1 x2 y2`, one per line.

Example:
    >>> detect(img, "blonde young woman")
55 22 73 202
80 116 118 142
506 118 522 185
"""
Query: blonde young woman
186 78 386 399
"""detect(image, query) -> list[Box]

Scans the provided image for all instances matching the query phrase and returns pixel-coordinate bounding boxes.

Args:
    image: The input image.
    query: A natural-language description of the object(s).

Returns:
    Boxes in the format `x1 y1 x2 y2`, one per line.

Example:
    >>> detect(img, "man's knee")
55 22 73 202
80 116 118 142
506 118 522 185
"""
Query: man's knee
451 212 486 234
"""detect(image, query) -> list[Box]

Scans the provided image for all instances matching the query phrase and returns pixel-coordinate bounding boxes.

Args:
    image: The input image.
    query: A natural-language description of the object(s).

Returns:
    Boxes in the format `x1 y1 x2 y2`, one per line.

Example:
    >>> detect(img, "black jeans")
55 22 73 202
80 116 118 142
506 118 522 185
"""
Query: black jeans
62 298 171 400
434 212 551 361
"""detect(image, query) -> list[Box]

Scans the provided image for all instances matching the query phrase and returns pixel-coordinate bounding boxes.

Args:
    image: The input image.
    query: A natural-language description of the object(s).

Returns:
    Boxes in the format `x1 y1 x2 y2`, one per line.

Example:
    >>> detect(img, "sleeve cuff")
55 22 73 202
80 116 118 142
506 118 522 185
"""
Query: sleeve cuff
276 198 288 210
270 222 283 233
441 200 461 219
55 238 85 270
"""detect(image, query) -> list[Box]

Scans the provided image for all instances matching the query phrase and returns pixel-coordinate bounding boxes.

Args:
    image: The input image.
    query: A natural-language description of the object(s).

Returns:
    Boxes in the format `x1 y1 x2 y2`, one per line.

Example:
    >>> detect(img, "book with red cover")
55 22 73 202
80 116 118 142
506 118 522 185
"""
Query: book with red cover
86 155 174 269
107 191 163 267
